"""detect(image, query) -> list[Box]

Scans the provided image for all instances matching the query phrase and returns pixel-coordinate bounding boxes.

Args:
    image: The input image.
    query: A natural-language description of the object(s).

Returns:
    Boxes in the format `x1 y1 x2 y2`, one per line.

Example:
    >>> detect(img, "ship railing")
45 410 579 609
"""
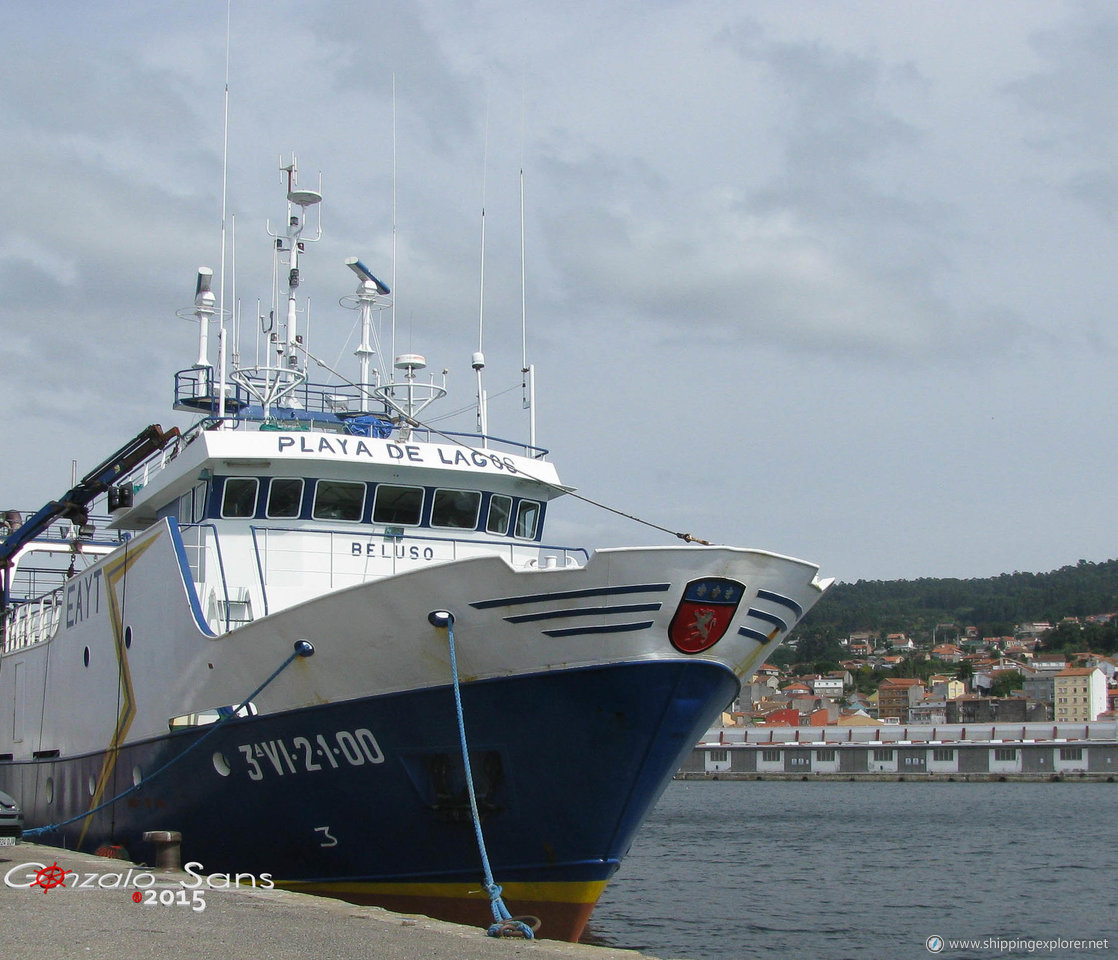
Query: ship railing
176 522 239 634
173 367 550 460
175 367 374 417
1 513 116 545
0 518 118 611
1 589 63 653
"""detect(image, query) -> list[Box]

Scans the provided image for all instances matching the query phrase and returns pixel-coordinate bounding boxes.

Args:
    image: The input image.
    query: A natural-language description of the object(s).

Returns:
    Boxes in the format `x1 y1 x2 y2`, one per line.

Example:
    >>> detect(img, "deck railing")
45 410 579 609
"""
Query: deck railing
2 590 63 652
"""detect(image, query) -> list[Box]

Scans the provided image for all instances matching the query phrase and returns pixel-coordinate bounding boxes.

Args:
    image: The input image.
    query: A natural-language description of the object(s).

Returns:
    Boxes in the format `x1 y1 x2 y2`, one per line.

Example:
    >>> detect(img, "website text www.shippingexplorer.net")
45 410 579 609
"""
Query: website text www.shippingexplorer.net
926 935 1111 954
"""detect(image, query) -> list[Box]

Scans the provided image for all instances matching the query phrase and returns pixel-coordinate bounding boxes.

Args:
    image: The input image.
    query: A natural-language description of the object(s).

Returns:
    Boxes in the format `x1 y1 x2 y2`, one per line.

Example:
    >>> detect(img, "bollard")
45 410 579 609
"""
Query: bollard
143 830 183 870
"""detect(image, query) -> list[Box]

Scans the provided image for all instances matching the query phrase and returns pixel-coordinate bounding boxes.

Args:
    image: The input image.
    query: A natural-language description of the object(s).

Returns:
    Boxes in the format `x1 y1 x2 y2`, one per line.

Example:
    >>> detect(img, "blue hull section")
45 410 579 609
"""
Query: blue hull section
4 660 736 889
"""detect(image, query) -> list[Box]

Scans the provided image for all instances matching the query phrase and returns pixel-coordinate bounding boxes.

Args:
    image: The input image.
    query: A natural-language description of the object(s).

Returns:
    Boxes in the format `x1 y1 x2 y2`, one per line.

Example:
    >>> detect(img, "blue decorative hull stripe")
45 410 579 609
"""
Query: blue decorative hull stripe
541 621 657 638
469 582 671 610
746 607 788 633
756 589 803 619
738 626 771 644
504 602 662 624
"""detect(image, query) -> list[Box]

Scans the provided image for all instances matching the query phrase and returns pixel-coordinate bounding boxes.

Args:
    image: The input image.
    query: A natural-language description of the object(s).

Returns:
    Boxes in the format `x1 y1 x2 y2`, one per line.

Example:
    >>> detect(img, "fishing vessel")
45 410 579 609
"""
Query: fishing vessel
0 159 831 940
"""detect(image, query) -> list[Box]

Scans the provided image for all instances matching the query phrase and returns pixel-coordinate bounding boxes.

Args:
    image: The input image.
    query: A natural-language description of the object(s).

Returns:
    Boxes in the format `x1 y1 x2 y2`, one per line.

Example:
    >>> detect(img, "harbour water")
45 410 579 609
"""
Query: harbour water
586 780 1116 960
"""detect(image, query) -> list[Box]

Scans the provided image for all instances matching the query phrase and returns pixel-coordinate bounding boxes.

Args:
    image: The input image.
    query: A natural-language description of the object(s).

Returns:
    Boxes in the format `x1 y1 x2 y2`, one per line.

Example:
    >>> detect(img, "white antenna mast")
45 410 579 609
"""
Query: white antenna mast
391 74 398 375
520 165 536 452
345 258 391 412
519 83 536 453
274 155 322 377
191 268 215 368
217 0 232 420
228 155 320 419
473 93 490 439
230 214 239 368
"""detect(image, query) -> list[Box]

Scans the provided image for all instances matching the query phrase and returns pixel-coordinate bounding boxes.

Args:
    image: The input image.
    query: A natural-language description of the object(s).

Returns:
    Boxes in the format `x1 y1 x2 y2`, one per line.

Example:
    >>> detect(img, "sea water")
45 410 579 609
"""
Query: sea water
586 780 1116 960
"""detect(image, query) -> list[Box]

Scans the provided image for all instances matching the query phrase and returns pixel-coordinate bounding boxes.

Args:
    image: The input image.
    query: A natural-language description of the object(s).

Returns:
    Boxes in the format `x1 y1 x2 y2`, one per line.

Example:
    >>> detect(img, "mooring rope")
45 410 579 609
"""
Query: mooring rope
24 639 315 838
281 343 713 546
399 412 713 545
428 610 537 939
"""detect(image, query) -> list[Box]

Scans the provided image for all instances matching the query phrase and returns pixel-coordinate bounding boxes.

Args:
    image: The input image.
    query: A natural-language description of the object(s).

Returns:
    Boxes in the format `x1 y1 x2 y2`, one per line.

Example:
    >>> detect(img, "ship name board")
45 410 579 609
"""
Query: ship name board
274 435 521 474
65 570 103 628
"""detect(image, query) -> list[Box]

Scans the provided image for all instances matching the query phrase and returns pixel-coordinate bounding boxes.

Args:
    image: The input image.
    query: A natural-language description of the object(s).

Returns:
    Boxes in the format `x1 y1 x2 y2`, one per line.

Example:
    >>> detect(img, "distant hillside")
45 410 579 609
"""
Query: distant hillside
795 558 1118 643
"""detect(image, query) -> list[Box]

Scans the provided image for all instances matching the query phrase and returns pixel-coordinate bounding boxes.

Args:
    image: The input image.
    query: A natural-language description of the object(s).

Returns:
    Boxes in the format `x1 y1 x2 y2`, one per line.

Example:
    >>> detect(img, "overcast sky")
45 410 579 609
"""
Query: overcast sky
2 1 1116 584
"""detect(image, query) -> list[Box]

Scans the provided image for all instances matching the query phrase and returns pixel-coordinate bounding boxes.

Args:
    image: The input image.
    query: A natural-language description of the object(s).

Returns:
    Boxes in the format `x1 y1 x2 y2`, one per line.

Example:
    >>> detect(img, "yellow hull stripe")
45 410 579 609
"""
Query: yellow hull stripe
78 534 160 847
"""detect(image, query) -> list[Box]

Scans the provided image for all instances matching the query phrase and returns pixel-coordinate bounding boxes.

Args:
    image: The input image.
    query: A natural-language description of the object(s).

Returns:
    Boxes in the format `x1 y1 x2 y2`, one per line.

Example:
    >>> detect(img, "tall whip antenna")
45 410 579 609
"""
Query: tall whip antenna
391 74 398 371
217 0 232 419
231 214 239 367
473 90 490 438
519 77 536 452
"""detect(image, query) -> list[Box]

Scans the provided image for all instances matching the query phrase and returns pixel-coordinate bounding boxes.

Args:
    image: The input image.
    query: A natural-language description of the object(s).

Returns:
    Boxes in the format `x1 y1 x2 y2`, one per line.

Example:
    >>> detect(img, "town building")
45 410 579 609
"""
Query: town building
909 697 948 724
1032 653 1068 672
877 678 925 721
929 676 966 700
1054 667 1107 722
931 643 964 662
811 675 844 700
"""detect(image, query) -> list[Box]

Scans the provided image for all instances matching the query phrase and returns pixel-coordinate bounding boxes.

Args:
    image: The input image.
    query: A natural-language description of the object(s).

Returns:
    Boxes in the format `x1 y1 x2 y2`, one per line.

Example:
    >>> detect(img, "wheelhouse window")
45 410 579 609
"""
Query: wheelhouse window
267 478 304 518
431 489 481 529
486 495 512 535
372 485 423 525
178 480 206 525
514 500 541 539
313 480 365 522
221 478 259 518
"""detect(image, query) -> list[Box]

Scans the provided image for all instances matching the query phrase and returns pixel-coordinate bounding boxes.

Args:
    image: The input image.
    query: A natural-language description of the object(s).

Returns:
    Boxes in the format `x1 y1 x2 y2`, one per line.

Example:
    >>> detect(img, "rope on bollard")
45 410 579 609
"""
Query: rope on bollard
428 610 537 940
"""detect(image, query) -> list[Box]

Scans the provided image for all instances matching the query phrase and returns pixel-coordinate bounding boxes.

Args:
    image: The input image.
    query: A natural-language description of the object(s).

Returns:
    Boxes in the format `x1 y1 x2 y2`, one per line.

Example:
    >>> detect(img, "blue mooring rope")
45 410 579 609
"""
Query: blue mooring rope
428 610 536 939
24 639 315 838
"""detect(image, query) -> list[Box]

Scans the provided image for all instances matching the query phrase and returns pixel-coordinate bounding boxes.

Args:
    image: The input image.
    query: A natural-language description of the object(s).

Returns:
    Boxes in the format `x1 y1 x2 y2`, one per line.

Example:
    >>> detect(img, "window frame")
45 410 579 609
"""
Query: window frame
372 484 425 526
266 477 305 519
486 494 513 535
514 499 542 540
221 477 260 519
312 479 366 523
430 488 482 530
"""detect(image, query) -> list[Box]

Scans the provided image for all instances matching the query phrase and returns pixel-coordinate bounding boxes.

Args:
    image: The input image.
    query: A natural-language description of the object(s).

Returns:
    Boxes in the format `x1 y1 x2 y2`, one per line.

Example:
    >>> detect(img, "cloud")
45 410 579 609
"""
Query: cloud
1008 4 1118 221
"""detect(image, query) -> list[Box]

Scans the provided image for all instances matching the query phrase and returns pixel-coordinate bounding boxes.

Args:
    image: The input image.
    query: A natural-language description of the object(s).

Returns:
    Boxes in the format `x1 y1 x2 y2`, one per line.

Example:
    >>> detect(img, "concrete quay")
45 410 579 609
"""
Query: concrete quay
0 842 657 960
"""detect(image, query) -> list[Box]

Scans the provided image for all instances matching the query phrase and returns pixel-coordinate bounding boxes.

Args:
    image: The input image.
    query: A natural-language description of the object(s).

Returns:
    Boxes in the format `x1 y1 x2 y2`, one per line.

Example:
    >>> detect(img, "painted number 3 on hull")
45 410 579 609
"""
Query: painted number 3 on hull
237 729 385 781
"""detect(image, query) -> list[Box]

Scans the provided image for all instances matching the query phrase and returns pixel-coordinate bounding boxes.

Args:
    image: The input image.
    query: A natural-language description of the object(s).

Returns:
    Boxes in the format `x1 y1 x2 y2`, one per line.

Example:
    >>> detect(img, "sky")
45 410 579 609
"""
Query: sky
1 0 1117 585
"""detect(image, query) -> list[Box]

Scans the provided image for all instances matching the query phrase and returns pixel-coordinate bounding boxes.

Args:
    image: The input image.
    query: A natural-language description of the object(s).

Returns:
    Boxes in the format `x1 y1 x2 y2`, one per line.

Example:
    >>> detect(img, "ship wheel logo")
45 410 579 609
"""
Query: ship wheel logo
32 861 70 893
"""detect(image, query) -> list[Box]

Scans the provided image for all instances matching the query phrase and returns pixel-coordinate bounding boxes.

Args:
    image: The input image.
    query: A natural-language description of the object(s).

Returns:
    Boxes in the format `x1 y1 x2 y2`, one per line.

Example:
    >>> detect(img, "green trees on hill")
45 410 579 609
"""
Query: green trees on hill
795 558 1118 648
